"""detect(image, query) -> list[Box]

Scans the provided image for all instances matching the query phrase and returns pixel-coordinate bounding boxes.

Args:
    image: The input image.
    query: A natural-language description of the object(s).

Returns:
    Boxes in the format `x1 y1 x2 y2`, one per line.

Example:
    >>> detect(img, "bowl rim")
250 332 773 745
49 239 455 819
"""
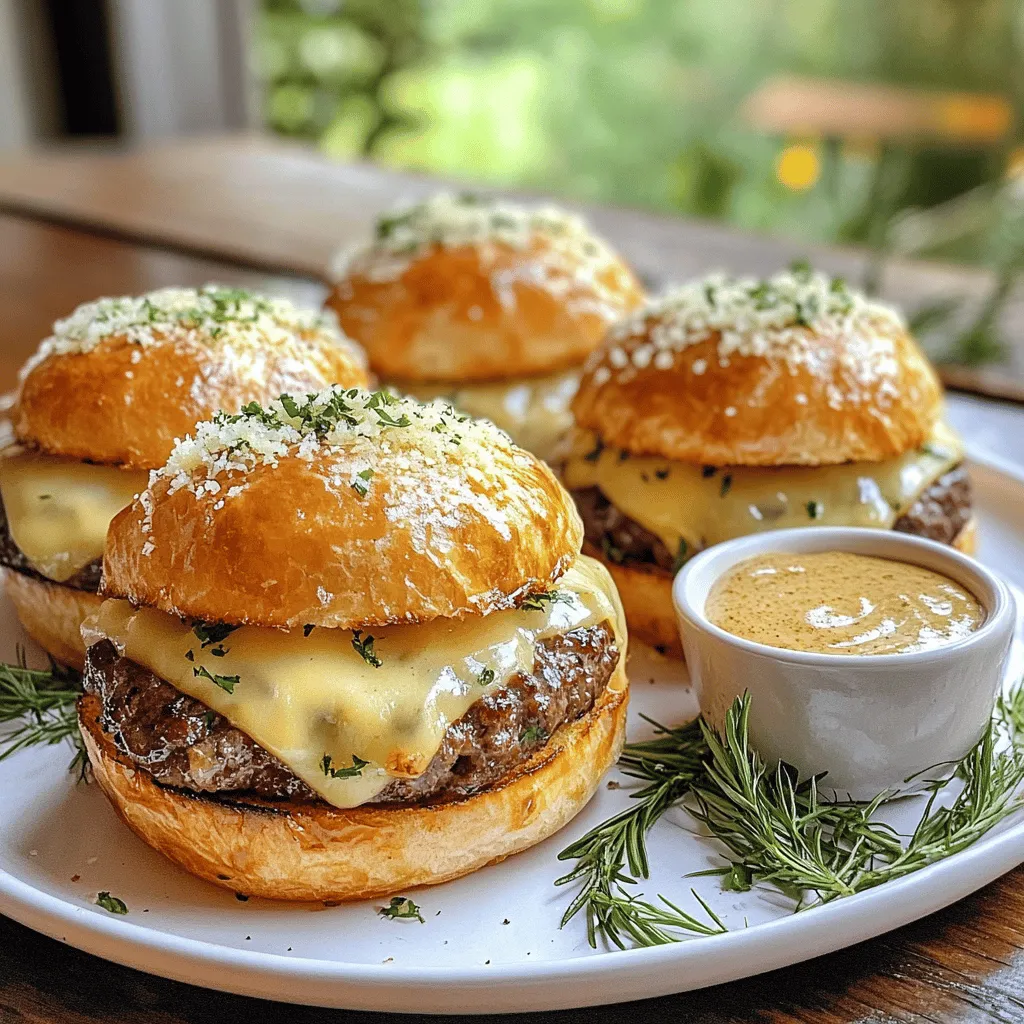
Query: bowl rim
672 526 1014 668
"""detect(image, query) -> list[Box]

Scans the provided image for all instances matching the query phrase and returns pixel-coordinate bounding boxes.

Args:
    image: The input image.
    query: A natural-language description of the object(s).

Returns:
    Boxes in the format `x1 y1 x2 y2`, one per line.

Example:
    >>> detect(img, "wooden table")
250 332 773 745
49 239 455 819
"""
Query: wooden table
1 139 1024 1023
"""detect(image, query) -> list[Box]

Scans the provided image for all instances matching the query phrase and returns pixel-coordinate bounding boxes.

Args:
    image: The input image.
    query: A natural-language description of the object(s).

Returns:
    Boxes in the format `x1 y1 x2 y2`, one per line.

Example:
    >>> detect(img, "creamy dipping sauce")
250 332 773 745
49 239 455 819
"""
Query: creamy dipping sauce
706 551 984 655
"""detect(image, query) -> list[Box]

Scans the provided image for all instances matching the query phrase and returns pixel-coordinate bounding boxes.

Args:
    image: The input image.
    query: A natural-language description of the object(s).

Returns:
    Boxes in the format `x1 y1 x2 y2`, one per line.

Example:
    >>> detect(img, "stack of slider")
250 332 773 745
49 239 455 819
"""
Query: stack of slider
562 268 972 656
0 287 367 670
79 387 628 900
326 192 645 459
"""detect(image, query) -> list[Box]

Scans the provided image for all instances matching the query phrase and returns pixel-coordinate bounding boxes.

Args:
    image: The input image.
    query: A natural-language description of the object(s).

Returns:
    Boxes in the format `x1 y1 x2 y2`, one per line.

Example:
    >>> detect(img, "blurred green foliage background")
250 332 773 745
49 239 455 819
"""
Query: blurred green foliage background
256 0 1024 363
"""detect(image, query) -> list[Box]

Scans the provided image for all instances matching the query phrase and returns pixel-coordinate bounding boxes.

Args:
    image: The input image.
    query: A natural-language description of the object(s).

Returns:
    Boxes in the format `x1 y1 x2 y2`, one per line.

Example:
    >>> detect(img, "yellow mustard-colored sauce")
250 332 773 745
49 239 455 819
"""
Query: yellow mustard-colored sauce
705 551 984 656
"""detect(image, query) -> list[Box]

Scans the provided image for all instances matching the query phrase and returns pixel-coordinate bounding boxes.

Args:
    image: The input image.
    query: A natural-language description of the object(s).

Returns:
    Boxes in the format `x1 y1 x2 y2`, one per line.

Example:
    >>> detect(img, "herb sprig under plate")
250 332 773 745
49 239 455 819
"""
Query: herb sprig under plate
557 683 1024 949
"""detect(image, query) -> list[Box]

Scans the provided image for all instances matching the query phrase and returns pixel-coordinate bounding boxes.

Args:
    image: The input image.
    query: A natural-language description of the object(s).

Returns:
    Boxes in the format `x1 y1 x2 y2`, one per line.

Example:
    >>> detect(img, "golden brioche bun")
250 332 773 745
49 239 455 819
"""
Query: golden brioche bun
103 389 584 629
4 570 100 670
14 287 369 469
585 516 977 663
574 273 943 467
327 197 644 382
79 668 627 901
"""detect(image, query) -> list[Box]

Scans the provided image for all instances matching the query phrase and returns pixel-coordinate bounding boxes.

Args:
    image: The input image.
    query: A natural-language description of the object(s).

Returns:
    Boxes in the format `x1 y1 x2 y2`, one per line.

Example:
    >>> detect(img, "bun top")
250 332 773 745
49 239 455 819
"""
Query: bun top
326 192 645 382
572 268 943 467
14 285 369 469
103 387 583 629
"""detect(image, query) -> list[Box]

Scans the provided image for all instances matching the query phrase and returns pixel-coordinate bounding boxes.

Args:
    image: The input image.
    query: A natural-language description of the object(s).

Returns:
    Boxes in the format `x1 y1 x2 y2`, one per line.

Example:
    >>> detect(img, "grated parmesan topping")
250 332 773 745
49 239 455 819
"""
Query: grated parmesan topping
21 285 360 379
329 192 624 289
588 267 907 392
152 386 516 503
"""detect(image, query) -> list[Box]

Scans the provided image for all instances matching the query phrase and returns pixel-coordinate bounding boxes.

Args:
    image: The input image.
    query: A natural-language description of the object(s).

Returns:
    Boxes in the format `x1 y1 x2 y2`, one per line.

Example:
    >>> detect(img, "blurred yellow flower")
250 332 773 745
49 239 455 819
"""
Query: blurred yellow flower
776 143 820 192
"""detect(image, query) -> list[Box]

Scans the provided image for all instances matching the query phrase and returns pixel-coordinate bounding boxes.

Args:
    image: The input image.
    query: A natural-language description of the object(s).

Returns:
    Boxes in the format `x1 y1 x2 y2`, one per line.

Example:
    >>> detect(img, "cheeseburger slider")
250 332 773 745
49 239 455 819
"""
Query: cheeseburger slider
1 286 368 669
326 191 645 459
79 387 627 901
562 267 972 656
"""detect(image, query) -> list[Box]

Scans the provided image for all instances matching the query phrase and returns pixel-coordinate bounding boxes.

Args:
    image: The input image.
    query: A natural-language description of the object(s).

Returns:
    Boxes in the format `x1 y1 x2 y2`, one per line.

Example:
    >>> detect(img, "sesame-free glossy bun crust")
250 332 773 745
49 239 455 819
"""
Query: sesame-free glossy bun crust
327 237 644 383
79 669 627 901
103 440 584 629
14 335 369 469
4 570 100 670
574 328 944 467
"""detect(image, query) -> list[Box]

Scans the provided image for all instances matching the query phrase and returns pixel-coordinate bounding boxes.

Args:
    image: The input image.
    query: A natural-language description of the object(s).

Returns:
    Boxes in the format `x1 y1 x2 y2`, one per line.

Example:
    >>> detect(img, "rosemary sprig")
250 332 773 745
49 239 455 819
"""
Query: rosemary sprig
0 651 86 776
555 715 723 948
558 683 1024 948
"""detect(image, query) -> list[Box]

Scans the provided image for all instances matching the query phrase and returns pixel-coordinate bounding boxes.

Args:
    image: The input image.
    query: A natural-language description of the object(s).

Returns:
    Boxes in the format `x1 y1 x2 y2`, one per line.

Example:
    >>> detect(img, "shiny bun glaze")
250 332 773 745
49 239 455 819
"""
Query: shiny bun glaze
326 192 645 382
14 286 369 469
3 570 100 670
102 387 584 628
573 269 943 467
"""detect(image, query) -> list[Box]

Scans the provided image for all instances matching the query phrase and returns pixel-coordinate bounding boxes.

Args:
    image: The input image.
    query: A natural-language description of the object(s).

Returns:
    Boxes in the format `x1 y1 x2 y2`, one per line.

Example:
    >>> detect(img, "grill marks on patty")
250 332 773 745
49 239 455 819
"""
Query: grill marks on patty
82 624 620 807
0 493 103 592
572 462 972 575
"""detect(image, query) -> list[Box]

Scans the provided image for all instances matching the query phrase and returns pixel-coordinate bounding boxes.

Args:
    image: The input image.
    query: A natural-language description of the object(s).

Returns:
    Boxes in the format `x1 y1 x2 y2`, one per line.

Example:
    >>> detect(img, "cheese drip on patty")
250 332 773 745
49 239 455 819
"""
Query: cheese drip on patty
562 423 965 562
396 370 579 460
84 556 626 810
0 449 147 583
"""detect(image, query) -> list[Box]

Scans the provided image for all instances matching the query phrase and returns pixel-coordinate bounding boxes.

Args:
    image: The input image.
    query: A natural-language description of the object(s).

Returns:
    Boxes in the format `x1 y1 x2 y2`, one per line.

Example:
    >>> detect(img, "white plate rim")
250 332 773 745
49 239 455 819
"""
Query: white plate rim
0 439 1022 1013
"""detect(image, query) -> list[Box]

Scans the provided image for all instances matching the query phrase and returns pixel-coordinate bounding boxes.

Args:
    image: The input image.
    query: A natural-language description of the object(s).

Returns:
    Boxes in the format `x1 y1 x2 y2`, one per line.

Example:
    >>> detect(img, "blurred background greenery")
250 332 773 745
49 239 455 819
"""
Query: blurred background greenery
255 0 1024 364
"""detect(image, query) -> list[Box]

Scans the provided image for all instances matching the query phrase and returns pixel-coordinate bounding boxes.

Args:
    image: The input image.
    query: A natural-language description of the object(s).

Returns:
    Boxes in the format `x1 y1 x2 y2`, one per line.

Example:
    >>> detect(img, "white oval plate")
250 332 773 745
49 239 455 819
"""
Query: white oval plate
1 445 1023 1015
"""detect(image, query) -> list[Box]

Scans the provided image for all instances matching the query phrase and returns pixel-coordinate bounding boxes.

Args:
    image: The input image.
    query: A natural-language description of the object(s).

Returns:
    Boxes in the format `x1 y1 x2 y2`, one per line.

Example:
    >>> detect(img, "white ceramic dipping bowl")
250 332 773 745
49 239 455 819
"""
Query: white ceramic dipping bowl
673 527 1015 799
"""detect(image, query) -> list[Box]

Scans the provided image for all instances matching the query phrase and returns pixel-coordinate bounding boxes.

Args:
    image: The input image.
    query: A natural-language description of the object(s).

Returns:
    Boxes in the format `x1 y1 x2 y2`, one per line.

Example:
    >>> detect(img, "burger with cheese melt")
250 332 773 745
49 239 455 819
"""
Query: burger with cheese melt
562 267 972 657
325 192 645 459
0 285 368 669
78 387 628 900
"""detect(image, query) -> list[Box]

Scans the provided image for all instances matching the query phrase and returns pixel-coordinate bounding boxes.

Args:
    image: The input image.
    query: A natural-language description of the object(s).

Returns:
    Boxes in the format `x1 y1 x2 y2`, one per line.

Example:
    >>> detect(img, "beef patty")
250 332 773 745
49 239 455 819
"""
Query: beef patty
82 623 620 807
0 494 102 592
573 463 972 575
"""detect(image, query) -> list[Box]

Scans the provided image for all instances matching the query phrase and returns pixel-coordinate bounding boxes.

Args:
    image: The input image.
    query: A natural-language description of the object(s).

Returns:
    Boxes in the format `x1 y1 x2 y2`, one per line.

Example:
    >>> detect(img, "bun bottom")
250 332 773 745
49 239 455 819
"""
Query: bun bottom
4 570 99 670
585 515 979 663
78 664 628 902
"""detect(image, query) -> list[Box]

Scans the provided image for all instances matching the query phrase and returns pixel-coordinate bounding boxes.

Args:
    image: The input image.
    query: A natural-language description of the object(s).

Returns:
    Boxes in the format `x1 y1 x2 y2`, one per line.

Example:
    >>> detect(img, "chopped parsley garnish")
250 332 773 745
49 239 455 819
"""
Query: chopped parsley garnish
521 590 572 612
476 667 496 687
373 406 412 428
378 896 424 923
617 449 630 462
701 465 717 478
192 621 239 649
303 624 315 637
520 725 548 744
789 258 813 280
351 631 383 667
654 468 670 480
193 665 239 694
96 892 128 915
320 753 369 779
351 468 373 498
210 646 227 657
203 710 217 730
719 474 733 498
185 649 195 662
672 539 690 574
806 500 823 519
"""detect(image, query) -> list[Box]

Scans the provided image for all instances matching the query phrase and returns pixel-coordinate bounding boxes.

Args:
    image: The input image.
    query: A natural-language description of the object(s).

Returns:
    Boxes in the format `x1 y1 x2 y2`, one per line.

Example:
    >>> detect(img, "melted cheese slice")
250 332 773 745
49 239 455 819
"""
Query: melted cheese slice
0 450 148 582
399 370 579 459
563 423 964 558
85 556 625 809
